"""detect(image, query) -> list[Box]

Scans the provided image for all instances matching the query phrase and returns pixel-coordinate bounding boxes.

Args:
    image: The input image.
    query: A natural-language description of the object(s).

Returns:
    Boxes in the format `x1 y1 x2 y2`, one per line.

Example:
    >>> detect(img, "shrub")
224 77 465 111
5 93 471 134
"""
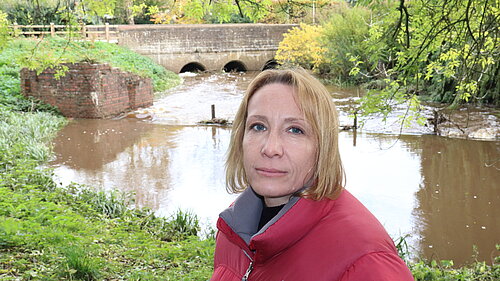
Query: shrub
275 23 327 72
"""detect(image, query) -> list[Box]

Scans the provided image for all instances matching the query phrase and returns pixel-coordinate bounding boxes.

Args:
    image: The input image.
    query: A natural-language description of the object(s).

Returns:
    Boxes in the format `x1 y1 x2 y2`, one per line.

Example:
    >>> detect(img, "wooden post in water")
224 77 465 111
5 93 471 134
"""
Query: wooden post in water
353 128 357 147
211 104 215 119
353 111 358 130
353 110 358 146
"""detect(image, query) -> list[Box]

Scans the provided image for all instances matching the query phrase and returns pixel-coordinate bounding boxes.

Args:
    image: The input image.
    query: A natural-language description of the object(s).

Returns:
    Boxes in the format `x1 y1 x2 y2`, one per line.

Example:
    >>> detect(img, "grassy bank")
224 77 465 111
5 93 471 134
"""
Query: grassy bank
0 37 181 112
0 108 214 280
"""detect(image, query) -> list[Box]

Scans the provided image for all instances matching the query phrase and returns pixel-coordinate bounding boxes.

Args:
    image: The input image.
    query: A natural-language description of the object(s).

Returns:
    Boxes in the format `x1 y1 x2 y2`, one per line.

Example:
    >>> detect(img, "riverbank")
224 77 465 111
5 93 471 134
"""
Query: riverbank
1 108 498 280
0 108 214 280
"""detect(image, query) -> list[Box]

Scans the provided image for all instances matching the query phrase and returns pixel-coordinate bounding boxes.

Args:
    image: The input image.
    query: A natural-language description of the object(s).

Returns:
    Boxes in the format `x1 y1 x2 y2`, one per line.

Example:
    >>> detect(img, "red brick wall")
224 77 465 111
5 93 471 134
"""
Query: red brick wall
21 63 153 118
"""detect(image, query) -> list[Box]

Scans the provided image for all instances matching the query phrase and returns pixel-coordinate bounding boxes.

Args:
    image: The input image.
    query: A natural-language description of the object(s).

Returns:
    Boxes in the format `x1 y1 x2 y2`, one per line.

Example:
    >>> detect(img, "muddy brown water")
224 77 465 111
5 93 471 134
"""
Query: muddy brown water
48 72 499 266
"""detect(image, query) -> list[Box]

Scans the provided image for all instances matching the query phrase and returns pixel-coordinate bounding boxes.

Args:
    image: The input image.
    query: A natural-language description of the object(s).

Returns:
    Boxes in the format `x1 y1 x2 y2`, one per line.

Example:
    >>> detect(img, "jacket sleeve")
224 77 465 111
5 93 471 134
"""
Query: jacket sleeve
339 252 414 281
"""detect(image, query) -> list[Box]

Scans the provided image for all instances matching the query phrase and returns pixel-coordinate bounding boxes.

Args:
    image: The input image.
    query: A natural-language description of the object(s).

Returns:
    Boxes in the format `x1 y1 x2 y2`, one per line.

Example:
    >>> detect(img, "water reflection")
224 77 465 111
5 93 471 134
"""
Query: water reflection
412 136 499 265
50 120 237 228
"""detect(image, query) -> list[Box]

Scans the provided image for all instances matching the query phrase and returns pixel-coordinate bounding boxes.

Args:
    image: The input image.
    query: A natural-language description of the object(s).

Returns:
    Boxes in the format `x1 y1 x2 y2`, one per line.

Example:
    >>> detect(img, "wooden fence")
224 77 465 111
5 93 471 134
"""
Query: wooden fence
10 23 119 43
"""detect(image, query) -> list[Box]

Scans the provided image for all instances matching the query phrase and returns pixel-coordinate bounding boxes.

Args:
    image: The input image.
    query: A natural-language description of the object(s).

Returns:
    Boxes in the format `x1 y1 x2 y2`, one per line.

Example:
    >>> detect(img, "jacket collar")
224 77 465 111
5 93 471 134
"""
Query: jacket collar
218 187 339 263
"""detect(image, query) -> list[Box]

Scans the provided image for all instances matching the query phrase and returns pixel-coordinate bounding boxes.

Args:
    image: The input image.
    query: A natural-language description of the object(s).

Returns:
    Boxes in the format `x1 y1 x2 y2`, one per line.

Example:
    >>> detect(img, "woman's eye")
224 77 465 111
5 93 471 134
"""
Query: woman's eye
250 123 266 131
288 127 304 134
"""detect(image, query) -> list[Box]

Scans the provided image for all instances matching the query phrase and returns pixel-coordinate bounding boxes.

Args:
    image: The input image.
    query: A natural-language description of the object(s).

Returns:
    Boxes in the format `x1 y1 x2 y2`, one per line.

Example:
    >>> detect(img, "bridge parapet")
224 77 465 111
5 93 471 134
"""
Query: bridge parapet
117 24 296 73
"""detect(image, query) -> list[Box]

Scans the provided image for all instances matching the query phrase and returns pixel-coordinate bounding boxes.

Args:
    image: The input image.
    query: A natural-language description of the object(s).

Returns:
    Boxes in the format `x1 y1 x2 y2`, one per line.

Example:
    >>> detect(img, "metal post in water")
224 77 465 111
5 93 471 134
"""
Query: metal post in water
211 104 215 119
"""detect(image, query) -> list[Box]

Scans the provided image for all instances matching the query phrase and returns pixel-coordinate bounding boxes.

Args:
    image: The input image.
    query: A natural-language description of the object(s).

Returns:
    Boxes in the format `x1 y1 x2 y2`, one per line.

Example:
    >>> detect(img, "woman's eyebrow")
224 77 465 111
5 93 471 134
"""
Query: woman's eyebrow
284 117 307 123
246 115 308 125
246 115 267 122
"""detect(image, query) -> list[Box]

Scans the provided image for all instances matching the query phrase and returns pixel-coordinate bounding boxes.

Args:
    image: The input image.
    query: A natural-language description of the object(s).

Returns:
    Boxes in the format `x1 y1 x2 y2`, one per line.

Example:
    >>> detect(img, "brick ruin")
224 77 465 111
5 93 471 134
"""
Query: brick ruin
20 63 153 118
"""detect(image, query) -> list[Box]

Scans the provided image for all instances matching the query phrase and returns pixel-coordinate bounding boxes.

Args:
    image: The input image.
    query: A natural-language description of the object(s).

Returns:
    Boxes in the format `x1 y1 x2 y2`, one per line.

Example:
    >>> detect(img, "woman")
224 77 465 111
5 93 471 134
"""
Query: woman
211 68 414 281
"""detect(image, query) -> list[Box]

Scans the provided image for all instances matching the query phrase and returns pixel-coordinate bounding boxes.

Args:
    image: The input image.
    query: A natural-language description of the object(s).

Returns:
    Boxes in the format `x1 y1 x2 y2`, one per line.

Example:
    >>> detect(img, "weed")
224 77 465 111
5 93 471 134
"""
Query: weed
166 209 200 240
61 245 103 281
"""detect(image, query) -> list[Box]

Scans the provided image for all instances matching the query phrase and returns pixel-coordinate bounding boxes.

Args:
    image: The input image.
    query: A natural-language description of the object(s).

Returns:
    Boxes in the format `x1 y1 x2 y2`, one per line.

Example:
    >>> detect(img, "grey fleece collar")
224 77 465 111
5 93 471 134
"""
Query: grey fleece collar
219 187 301 245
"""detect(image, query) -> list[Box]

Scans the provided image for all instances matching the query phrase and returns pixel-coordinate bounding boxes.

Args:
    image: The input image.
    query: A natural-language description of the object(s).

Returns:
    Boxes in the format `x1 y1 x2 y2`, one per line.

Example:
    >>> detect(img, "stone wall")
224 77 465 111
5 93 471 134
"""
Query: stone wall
21 63 153 118
116 24 296 73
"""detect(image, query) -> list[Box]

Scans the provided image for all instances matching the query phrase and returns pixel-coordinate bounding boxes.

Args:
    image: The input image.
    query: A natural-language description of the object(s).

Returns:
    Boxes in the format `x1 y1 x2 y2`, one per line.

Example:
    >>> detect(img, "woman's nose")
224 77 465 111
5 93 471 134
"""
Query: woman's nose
261 131 283 157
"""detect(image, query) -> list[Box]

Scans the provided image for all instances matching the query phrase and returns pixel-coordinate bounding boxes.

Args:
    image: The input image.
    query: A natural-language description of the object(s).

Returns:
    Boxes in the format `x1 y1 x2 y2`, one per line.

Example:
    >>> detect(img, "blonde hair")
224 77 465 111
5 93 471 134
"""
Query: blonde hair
225 68 345 200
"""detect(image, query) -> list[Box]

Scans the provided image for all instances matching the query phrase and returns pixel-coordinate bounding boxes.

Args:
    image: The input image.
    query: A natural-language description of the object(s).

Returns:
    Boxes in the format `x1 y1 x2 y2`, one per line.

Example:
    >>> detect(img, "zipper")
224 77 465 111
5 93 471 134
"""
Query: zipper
241 250 254 281
242 261 253 281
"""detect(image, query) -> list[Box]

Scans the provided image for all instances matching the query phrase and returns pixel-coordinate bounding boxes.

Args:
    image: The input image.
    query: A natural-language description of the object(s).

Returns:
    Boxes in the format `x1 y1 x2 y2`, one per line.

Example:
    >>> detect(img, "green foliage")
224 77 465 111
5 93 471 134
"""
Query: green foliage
410 259 500 280
80 0 117 19
0 0 118 25
1 0 65 25
165 209 201 241
394 235 500 280
0 10 10 51
354 0 500 107
321 4 373 83
0 108 66 163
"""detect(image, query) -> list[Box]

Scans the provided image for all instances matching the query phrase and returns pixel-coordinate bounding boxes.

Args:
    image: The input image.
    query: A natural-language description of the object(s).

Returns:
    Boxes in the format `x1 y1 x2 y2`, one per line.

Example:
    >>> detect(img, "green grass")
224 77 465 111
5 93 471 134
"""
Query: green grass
410 258 500 281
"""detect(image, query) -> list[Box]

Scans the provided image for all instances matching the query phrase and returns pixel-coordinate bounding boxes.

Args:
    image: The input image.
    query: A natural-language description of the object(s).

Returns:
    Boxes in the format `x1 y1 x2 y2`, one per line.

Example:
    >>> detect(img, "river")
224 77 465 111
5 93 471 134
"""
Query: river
48 71 499 266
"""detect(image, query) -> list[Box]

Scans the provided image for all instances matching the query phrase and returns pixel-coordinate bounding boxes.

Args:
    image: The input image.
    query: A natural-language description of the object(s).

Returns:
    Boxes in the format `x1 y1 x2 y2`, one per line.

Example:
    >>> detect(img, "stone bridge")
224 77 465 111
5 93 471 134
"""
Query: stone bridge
117 24 296 73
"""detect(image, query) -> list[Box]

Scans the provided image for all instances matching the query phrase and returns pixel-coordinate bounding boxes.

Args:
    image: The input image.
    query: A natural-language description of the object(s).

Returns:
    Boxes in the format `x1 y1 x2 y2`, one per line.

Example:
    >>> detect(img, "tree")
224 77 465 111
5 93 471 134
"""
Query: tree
345 0 500 128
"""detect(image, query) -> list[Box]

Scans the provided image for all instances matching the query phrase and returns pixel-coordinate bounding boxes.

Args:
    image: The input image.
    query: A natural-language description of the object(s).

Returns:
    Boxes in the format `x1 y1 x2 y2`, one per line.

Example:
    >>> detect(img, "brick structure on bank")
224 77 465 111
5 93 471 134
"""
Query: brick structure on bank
21 63 153 118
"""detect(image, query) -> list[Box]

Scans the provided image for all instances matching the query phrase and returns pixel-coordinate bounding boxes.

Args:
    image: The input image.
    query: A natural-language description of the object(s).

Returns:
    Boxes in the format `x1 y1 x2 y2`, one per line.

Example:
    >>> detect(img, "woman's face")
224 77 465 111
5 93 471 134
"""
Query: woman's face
242 83 317 207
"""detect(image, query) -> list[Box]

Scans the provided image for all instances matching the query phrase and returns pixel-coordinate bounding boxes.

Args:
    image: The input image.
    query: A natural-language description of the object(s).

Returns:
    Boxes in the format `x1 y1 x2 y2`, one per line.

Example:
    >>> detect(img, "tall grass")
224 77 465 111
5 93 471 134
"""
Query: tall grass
0 108 66 163
62 245 103 281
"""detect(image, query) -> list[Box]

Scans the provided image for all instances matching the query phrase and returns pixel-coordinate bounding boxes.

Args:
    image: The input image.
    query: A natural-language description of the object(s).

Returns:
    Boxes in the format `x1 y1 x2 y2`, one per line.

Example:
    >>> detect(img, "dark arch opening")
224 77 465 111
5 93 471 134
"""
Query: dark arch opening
262 60 280 70
223 61 247 72
180 62 206 73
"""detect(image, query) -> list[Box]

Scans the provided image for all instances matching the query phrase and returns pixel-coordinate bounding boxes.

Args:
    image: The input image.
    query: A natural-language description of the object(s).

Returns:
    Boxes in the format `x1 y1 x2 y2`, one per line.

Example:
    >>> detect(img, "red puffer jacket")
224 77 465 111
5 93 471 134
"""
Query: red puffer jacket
211 188 414 281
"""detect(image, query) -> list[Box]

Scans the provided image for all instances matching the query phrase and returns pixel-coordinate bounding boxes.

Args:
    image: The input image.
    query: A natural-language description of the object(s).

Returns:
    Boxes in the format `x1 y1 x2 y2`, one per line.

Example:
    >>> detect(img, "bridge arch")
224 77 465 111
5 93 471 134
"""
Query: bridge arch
180 62 206 73
223 60 247 72
262 59 280 70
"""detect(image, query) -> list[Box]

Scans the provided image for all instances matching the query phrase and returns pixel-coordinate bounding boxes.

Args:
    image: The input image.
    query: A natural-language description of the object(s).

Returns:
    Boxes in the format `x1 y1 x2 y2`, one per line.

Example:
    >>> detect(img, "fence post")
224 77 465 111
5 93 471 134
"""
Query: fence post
13 22 18 37
81 23 86 39
50 23 55 37
105 23 110 42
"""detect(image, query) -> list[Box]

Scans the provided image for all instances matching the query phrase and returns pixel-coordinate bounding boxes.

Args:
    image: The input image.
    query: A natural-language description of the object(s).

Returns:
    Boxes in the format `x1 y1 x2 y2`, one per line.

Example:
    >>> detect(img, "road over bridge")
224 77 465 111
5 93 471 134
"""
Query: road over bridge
117 24 296 73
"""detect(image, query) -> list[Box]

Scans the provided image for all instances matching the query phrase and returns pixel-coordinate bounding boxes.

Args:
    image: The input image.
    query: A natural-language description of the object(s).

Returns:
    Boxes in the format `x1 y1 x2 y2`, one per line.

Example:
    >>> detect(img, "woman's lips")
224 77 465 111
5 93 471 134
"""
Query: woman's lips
255 167 287 177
